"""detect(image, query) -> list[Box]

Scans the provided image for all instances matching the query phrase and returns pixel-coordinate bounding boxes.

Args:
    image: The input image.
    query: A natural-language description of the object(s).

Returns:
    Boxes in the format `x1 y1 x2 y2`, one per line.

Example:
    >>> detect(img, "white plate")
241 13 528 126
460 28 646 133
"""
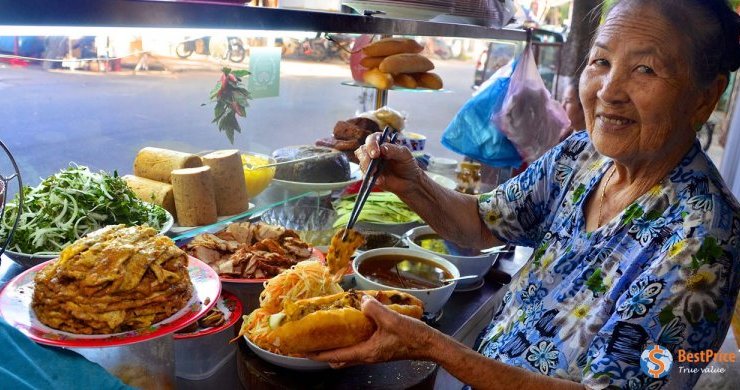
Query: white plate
426 172 456 190
244 336 330 371
169 203 256 234
272 163 362 193
343 1 450 20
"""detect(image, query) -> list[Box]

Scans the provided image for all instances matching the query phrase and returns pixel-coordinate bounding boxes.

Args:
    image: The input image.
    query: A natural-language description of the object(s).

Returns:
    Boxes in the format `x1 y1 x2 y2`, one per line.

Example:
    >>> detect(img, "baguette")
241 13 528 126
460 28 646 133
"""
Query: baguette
359 56 386 69
250 290 423 354
363 67 394 90
379 53 434 74
393 74 418 89
362 38 424 57
413 72 444 90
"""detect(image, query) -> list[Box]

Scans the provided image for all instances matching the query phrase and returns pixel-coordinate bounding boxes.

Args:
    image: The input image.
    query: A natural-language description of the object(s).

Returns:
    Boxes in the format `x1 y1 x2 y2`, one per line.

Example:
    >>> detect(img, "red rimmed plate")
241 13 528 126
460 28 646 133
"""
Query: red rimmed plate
0 256 221 348
216 248 326 284
174 291 243 340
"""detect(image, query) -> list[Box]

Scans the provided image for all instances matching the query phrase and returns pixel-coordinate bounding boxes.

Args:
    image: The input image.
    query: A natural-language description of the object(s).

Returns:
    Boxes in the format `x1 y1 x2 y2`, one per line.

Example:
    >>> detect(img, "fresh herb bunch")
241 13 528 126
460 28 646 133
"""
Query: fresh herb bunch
209 67 251 144
0 165 169 254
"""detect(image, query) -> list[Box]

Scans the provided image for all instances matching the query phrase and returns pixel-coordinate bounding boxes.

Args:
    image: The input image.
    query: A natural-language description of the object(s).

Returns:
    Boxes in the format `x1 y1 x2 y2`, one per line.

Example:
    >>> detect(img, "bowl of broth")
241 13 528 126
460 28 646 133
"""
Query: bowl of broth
404 226 502 288
353 248 459 314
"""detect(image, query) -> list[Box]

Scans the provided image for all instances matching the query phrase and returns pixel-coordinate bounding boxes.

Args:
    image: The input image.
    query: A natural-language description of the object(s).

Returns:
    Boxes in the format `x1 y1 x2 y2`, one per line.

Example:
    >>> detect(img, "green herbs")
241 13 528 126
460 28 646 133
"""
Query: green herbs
0 165 168 254
209 67 251 144
333 192 422 228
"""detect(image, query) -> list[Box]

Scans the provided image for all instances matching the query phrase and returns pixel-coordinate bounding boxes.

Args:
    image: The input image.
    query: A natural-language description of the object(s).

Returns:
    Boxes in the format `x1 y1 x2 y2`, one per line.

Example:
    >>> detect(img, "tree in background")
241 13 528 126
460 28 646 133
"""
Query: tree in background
560 0 602 78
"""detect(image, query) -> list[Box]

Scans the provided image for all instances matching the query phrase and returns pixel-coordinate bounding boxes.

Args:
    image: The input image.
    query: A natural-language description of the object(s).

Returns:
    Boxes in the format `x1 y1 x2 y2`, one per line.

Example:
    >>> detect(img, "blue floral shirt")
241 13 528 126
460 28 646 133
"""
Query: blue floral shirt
477 131 740 389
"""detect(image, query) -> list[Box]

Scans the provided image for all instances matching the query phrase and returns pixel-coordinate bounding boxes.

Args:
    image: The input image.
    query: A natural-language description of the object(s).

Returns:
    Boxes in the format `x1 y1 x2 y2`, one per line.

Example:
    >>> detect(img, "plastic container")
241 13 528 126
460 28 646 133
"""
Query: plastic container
175 332 236 380
70 336 176 390
427 157 458 180
174 291 243 381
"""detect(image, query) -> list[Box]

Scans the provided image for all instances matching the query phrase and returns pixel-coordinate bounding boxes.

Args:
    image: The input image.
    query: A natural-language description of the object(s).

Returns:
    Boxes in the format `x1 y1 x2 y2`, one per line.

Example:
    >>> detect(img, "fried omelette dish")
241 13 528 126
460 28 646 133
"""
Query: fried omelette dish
32 225 193 334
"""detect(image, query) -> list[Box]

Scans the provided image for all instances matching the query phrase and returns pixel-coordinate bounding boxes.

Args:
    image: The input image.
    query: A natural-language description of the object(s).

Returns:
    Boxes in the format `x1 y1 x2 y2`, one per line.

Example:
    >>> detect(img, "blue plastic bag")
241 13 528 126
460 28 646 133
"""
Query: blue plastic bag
441 61 522 168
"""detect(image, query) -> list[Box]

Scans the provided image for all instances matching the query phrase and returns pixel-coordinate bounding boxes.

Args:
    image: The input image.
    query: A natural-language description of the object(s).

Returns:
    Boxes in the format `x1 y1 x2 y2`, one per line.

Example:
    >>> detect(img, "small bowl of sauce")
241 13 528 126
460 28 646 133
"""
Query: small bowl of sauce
353 248 460 314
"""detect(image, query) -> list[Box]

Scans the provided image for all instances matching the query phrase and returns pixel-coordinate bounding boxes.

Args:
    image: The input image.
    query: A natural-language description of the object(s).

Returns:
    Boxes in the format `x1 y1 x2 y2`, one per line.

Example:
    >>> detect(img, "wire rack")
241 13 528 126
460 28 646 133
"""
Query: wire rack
0 140 22 259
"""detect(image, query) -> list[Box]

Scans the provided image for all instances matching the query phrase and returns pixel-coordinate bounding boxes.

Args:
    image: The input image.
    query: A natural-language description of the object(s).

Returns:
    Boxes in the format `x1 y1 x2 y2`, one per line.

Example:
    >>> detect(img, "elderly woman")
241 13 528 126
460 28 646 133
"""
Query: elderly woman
312 0 740 388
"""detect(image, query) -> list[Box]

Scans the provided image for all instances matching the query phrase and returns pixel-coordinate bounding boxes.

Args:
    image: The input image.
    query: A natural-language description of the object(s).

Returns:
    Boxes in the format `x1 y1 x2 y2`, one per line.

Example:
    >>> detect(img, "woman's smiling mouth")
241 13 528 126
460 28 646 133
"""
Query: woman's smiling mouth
596 114 636 131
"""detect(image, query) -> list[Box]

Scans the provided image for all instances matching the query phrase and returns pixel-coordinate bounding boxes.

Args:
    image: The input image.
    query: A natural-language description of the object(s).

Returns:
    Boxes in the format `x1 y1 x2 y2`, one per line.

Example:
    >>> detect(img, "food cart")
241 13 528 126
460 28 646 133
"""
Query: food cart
0 1 531 388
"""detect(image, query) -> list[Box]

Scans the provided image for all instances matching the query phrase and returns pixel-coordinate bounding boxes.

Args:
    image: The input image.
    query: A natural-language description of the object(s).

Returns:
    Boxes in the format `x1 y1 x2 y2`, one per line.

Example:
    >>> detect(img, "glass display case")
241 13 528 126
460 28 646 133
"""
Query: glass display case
0 2 529 388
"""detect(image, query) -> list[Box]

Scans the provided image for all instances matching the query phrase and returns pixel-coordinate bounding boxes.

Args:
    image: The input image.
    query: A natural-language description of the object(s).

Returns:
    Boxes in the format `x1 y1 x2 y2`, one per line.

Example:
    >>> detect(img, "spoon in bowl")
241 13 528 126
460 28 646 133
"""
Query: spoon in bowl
441 275 479 283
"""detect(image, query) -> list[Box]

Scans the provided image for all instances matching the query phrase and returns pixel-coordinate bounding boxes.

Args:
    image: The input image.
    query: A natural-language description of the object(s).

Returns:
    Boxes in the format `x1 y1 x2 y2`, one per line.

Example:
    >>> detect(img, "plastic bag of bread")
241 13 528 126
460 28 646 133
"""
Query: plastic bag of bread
492 43 569 163
441 60 522 168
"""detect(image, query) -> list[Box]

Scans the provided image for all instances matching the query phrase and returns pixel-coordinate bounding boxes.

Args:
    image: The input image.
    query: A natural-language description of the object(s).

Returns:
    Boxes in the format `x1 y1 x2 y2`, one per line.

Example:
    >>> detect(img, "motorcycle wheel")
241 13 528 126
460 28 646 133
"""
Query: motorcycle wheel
311 44 327 61
176 43 193 59
229 44 246 63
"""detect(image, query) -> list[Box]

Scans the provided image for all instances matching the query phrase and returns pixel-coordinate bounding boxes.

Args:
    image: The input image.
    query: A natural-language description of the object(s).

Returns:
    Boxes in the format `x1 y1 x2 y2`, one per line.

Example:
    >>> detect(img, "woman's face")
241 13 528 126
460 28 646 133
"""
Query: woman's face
580 4 709 165
562 85 585 130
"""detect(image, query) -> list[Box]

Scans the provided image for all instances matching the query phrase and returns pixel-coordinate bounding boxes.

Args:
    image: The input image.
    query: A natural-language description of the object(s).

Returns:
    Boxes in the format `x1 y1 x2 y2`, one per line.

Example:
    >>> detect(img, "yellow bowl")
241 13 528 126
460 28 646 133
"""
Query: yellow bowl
241 152 276 198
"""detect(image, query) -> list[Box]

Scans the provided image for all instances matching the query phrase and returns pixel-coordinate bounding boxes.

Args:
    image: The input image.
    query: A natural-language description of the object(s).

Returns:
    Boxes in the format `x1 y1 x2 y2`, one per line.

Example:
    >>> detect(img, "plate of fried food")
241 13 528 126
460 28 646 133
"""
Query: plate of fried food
174 291 242 339
0 225 220 348
238 228 424 371
183 221 324 283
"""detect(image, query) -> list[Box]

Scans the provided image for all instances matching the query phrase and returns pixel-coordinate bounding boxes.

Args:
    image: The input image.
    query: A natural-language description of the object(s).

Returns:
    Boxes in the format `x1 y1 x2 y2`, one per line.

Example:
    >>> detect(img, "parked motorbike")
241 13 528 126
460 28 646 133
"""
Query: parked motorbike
326 34 354 63
221 37 247 63
176 36 210 58
301 35 328 61
425 37 452 60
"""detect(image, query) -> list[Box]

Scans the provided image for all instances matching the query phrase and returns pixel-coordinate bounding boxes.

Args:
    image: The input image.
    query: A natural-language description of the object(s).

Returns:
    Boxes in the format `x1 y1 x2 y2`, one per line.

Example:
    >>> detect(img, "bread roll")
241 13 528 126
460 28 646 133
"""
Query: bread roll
122 175 176 216
362 38 423 57
201 149 249 216
253 290 423 354
133 147 202 183
363 68 394 90
379 54 434 74
393 74 418 89
171 166 217 226
413 72 443 90
359 56 386 69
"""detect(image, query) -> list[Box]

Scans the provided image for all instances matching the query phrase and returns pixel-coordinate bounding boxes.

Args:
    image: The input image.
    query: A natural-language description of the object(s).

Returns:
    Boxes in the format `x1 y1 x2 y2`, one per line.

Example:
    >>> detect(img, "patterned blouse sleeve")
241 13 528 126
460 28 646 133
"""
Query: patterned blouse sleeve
581 232 740 389
477 135 578 247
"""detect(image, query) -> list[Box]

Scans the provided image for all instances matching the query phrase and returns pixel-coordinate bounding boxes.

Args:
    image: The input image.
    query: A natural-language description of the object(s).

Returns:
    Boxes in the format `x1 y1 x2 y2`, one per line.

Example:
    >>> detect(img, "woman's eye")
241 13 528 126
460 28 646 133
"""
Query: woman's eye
591 59 609 67
636 65 655 74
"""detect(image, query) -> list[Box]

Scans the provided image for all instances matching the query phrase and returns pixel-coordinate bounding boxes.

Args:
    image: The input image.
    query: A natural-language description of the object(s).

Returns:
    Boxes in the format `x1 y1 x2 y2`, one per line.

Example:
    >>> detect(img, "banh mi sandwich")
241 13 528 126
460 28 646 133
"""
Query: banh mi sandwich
244 290 423 354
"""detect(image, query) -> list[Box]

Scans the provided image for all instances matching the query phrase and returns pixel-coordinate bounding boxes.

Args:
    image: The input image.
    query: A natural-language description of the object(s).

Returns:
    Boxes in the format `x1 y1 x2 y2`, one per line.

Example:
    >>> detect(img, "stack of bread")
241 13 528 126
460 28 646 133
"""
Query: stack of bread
315 106 406 162
361 37 443 90
125 147 249 226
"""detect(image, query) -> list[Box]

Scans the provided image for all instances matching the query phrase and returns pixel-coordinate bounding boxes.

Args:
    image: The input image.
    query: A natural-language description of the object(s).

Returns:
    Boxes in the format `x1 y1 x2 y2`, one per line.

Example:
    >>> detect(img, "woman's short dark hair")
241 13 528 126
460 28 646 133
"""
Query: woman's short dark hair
611 0 740 87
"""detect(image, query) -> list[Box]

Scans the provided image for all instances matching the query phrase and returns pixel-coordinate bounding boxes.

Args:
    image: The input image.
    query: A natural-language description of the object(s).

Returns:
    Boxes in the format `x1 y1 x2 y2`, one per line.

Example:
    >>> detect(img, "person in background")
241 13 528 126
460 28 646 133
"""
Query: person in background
312 0 740 388
559 78 587 141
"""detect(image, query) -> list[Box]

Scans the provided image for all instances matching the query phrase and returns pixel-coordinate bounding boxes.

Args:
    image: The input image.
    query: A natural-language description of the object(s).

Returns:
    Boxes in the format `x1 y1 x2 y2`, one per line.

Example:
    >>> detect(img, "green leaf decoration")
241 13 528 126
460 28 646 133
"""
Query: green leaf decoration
231 69 251 78
207 67 252 144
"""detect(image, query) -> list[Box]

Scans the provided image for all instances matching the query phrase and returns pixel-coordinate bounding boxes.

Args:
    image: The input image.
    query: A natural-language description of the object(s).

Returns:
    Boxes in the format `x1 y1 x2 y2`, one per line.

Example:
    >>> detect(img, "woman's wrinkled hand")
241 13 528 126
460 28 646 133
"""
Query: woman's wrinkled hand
307 295 432 368
355 132 423 195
